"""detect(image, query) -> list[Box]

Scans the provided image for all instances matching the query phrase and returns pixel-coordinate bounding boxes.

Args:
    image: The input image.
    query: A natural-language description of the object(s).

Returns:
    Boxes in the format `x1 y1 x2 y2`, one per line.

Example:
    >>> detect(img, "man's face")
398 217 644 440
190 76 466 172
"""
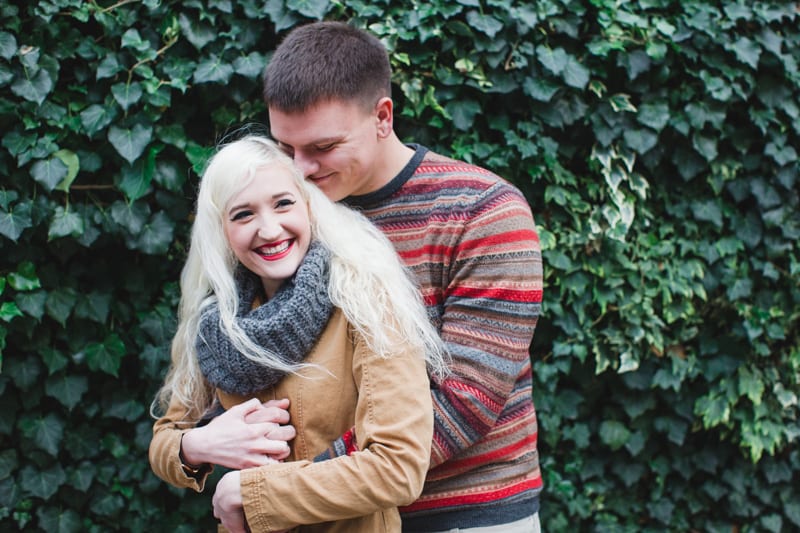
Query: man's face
268 99 383 201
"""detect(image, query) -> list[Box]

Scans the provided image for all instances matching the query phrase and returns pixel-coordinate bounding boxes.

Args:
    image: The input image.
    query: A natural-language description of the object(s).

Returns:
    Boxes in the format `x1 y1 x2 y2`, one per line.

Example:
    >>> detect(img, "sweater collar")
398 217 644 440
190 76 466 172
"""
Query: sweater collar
343 144 428 209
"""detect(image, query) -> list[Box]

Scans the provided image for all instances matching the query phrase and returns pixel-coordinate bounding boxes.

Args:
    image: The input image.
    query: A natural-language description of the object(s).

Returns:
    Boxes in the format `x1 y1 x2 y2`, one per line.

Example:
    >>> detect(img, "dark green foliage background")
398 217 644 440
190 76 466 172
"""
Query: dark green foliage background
1 1 798 531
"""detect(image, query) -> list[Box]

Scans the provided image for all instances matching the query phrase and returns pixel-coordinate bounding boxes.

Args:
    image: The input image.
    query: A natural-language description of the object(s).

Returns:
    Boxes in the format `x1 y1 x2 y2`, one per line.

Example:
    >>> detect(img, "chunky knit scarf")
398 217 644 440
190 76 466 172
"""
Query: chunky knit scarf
196 242 333 396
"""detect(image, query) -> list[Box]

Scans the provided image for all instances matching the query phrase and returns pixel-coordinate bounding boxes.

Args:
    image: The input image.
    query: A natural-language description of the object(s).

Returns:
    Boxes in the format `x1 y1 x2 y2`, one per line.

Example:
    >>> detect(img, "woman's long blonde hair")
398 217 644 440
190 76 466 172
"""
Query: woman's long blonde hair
152 135 447 419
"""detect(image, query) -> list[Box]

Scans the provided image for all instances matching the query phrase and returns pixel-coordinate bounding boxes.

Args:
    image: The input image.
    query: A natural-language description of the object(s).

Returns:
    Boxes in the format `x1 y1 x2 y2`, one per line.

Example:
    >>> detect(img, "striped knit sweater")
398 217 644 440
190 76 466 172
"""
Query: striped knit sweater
326 144 543 529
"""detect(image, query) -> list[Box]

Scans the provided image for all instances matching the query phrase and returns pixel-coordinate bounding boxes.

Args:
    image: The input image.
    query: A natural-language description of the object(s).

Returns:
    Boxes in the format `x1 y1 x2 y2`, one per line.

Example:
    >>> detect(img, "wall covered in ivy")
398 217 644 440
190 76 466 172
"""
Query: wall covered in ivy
1 1 798 531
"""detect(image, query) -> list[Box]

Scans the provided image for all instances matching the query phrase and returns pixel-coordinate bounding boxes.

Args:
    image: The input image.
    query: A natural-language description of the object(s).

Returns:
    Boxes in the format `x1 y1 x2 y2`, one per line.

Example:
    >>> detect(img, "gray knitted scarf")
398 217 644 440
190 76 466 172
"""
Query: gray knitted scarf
196 242 333 395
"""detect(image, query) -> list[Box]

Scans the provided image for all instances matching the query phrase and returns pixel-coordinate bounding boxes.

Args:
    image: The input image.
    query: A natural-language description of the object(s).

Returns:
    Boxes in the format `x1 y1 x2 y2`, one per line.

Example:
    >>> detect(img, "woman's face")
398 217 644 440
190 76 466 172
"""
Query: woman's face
223 165 311 299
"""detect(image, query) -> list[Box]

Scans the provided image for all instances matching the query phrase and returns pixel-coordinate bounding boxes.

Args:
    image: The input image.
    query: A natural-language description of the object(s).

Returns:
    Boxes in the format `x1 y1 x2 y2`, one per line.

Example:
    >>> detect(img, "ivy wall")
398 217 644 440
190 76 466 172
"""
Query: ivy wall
1 0 798 531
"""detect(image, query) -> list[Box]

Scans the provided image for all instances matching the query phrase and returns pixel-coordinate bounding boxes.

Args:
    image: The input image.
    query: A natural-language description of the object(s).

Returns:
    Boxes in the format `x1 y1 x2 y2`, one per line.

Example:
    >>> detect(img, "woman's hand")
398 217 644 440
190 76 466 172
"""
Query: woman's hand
181 398 295 470
213 470 248 533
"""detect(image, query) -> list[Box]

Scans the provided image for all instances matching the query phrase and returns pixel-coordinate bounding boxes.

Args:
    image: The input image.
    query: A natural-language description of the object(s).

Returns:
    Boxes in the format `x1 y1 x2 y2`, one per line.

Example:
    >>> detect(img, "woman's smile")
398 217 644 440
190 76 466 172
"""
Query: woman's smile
256 239 294 260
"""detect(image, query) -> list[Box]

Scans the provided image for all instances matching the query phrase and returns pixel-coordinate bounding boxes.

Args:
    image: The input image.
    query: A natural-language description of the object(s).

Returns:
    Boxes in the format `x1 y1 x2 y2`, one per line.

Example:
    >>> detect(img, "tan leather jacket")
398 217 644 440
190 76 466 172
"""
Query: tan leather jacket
149 308 433 532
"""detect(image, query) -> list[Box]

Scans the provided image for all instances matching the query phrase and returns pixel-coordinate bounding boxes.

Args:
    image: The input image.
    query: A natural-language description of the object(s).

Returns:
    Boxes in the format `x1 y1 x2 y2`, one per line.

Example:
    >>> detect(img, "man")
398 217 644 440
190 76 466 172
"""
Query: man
262 21 543 532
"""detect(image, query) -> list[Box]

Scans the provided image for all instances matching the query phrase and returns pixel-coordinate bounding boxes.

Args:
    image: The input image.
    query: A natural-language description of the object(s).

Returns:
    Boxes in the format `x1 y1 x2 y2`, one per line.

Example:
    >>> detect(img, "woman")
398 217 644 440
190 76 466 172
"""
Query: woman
149 135 447 532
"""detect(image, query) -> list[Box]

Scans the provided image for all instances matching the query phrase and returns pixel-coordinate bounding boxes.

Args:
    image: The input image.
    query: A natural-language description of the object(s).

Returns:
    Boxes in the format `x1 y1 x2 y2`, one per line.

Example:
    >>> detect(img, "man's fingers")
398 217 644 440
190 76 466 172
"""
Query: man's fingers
266 424 296 442
244 405 290 424
228 397 263 417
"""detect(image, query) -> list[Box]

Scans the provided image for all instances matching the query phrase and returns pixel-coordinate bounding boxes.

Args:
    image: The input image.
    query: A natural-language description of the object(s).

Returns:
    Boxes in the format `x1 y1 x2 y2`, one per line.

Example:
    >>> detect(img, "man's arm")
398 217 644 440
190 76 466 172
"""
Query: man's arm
314 182 542 467
426 184 542 466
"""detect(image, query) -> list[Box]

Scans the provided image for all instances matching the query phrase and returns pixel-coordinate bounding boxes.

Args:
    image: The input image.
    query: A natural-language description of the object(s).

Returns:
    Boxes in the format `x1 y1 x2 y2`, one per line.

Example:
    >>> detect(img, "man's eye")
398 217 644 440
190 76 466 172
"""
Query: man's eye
315 143 335 152
277 143 294 157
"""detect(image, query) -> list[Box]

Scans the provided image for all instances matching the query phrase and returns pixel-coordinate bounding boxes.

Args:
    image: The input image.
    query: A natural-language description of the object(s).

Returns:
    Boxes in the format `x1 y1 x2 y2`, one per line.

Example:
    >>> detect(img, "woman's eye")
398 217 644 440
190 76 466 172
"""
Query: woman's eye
275 199 296 209
231 210 252 221
316 143 335 152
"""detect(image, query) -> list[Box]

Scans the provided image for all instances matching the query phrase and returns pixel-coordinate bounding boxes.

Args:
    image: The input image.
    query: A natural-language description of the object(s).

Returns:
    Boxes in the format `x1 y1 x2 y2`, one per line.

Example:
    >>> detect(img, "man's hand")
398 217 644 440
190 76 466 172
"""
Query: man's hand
213 470 247 533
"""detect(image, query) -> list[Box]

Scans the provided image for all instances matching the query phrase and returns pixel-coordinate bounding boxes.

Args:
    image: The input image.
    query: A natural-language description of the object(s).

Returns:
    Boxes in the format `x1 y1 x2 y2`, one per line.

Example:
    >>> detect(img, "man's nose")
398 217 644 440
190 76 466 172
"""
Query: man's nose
293 151 319 178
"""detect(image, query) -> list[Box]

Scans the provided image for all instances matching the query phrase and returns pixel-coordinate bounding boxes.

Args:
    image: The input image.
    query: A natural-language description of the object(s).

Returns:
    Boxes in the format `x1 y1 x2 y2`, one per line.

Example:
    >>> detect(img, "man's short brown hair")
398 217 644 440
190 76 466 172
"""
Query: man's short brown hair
263 21 392 113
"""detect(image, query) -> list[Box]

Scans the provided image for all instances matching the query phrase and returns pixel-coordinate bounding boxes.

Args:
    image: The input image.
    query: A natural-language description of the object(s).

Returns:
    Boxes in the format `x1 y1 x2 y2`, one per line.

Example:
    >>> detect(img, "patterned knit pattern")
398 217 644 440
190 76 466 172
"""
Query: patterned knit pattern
313 428 359 462
345 146 544 528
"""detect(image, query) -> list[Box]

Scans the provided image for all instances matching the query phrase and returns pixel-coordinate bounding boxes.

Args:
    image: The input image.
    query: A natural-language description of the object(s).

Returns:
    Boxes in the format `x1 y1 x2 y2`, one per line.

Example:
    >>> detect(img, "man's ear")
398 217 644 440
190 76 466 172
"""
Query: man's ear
375 96 394 138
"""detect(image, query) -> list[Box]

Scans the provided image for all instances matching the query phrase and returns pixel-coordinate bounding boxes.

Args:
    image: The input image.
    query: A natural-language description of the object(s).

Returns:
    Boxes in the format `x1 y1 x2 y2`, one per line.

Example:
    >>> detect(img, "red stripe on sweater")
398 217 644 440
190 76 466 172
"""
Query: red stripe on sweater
402 477 543 511
398 229 539 261
448 285 543 303
440 433 538 472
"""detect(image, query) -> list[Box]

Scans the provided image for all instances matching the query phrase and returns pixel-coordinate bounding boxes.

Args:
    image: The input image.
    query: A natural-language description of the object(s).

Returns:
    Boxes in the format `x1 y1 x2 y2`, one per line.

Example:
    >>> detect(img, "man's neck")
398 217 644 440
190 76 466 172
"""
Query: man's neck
372 135 415 191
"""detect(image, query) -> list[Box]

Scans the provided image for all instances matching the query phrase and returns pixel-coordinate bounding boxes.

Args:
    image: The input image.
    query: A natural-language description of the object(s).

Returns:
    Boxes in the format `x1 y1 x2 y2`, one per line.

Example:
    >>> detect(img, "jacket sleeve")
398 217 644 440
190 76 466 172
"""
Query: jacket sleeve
427 183 542 467
149 399 213 492
239 329 433 531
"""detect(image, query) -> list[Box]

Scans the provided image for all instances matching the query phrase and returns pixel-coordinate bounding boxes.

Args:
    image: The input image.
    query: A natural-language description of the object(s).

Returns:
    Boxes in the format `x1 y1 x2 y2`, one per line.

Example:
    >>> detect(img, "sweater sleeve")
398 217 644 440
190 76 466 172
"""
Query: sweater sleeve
149 399 213 492
427 183 542 467
313 181 542 470
239 329 433 531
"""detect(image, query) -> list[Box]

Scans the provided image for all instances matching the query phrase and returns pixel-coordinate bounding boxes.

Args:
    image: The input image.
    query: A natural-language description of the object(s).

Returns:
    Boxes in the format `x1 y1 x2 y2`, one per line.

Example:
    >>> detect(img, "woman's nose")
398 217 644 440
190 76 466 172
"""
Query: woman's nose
256 217 281 240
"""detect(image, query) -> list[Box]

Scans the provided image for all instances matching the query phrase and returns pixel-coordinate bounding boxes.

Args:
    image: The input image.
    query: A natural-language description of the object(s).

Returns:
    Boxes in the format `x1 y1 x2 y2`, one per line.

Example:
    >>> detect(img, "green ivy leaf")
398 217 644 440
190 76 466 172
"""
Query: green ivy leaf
233 51 267 78
95 54 123 80
737 367 764 405
537 45 567 75
623 128 658 154
0 31 17 60
45 286 78 327
110 199 151 234
729 36 761 69
695 392 730 428
11 69 54 105
637 102 670 131
9 262 40 292
80 104 115 137
41 347 69 375
69 461 95 492
692 199 722 228
92 492 125 517
83 333 125 376
523 76 559 102
599 420 631 451
465 10 503 38
447 99 480 131
48 206 84 240
118 145 159 202
4 354 41 389
30 157 68 192
0 449 16 479
178 13 216 50
19 463 66 498
111 81 143 111
0 301 24 322
134 211 175 255
73 291 112 324
562 55 590 89
14 291 47 320
18 413 65 457
108 124 153 164
185 141 215 175
786 500 800 527
53 149 80 192
36 508 82 533
45 374 89 410
194 55 234 84
0 201 33 242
